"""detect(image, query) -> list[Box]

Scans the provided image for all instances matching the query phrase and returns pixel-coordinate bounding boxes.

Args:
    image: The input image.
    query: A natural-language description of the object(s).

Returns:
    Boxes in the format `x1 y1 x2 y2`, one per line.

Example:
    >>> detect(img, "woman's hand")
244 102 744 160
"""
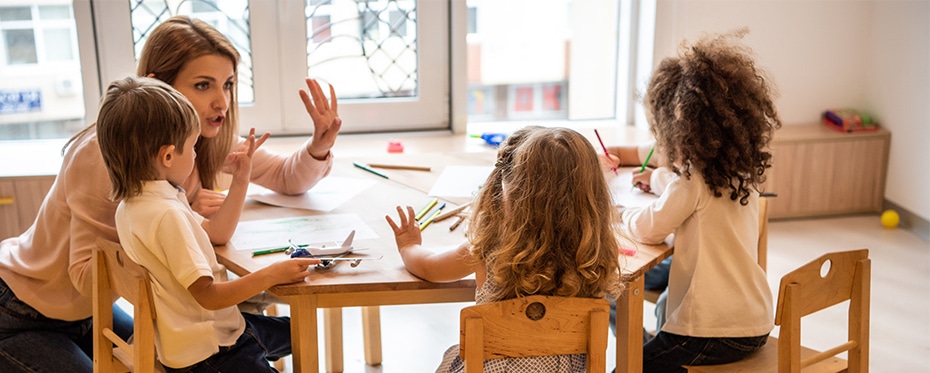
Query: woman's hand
190 189 225 218
385 205 422 251
299 79 341 160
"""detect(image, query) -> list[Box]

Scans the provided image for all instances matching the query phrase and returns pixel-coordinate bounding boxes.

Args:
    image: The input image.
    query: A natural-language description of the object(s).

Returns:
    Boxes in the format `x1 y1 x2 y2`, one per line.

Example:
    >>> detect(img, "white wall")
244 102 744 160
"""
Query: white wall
652 0 930 221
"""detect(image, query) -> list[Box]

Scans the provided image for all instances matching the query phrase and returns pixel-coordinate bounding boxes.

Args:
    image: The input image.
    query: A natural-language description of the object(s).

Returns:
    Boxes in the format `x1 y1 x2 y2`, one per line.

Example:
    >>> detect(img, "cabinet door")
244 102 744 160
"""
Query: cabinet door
0 181 19 239
768 137 887 219
0 177 55 240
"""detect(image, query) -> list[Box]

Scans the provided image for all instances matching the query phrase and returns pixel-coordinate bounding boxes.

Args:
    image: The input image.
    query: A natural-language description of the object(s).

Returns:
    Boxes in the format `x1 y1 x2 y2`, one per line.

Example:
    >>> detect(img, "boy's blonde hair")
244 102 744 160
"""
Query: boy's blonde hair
137 15 241 190
467 126 623 302
97 76 200 200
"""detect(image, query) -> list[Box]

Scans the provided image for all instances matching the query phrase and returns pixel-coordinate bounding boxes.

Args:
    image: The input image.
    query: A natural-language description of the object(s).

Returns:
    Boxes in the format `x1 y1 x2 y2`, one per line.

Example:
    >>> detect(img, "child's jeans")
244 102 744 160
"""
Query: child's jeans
642 331 769 373
165 312 291 373
0 276 134 373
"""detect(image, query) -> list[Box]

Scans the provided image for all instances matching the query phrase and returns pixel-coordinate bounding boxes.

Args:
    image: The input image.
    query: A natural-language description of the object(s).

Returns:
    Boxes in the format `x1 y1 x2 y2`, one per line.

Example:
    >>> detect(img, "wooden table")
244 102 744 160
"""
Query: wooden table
215 155 671 372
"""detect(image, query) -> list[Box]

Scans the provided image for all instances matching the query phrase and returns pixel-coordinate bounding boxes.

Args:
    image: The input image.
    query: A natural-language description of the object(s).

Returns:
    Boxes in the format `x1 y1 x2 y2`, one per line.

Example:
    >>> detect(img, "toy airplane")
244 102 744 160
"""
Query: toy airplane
286 231 382 268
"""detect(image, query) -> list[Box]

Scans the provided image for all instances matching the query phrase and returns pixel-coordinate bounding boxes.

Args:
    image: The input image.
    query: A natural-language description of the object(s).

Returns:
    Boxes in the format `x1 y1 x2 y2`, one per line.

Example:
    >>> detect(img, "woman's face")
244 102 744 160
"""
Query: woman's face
172 54 235 139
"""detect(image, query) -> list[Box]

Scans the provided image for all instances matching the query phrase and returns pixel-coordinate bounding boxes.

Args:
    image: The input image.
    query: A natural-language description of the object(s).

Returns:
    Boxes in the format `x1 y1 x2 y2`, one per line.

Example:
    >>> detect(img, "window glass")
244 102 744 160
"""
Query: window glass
465 0 630 133
306 0 418 100
0 1 84 141
129 0 254 103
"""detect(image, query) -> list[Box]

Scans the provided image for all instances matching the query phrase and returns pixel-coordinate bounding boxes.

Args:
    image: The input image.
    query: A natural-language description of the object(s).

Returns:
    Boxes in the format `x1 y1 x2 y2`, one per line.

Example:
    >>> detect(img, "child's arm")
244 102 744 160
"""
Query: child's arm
201 129 261 245
605 145 646 167
187 257 320 310
385 205 476 282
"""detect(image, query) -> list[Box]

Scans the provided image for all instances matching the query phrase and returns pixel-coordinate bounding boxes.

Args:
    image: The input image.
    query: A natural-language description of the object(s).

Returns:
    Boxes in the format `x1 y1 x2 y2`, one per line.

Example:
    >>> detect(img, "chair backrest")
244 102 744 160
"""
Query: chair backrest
458 295 609 373
93 237 162 373
775 249 870 372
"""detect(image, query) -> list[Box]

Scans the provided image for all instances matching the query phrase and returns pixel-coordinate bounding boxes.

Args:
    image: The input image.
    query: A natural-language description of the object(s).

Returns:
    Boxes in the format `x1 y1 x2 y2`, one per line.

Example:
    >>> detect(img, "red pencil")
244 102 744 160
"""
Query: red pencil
594 129 617 175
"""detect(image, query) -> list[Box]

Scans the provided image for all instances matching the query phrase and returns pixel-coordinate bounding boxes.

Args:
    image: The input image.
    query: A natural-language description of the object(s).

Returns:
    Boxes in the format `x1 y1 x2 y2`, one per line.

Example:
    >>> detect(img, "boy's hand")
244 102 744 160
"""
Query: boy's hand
385 205 422 250
268 258 321 285
224 128 262 184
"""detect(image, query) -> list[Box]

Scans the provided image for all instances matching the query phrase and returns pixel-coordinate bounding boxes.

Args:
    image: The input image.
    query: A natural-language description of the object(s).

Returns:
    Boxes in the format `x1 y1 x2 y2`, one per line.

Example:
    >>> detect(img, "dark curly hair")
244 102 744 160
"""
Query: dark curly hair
644 28 781 205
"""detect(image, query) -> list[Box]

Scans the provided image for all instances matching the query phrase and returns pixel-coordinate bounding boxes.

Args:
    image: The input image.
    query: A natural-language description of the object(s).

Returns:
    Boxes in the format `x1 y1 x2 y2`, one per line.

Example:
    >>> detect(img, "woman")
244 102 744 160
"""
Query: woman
0 15 340 372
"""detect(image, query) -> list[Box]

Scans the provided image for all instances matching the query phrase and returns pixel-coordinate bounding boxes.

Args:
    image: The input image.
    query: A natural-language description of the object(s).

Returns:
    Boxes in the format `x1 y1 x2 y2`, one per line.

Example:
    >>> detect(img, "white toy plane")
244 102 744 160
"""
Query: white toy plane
286 230 382 268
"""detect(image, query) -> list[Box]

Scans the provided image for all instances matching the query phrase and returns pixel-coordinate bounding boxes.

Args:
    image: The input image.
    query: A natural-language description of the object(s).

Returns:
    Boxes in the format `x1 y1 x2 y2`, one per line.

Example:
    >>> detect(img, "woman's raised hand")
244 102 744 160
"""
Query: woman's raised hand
299 79 341 160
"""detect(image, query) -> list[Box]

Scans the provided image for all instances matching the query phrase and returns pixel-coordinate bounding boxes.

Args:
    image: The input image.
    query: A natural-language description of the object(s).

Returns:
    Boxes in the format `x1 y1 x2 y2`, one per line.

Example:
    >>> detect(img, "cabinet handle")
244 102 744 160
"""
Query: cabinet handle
0 197 12 205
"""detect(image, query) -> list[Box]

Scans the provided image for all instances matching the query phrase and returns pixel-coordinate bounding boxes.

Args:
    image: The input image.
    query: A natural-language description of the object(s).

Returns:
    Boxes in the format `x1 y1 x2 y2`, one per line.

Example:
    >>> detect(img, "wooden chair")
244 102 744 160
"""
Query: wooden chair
93 238 165 373
644 196 771 304
687 249 871 373
459 295 609 373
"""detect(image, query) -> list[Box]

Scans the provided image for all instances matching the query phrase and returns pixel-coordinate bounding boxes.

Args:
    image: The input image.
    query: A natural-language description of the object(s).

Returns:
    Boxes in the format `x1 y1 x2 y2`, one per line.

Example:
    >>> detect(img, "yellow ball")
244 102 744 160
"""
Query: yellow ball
880 209 900 229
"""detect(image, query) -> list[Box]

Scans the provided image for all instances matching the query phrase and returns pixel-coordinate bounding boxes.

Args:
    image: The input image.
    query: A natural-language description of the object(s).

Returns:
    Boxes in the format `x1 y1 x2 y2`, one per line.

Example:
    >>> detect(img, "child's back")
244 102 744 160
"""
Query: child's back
620 29 780 373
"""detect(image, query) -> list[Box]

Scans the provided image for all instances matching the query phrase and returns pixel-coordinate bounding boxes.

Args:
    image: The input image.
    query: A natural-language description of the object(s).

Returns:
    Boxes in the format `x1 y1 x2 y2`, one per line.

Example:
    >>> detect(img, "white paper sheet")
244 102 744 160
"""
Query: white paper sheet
247 176 376 212
608 167 659 208
230 214 378 251
428 165 494 198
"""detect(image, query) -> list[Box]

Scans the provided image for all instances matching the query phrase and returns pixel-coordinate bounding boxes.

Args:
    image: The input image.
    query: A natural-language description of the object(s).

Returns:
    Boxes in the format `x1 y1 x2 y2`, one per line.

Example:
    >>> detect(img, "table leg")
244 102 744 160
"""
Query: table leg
323 308 344 372
289 295 319 373
616 275 644 373
361 306 382 365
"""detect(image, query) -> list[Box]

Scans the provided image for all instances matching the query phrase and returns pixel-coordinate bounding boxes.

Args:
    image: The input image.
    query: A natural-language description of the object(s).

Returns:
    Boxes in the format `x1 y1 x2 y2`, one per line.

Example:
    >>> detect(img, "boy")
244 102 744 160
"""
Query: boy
97 76 319 371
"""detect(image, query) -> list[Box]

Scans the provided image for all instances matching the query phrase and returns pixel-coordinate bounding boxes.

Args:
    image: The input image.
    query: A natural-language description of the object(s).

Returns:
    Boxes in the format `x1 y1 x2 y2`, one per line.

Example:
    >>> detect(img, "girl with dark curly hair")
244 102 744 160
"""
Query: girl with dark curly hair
619 28 781 372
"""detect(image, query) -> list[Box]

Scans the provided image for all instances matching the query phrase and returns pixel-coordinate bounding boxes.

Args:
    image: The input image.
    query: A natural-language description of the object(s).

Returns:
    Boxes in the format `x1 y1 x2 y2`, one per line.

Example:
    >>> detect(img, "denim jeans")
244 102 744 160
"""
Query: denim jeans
642 331 769 373
0 276 134 373
165 312 291 373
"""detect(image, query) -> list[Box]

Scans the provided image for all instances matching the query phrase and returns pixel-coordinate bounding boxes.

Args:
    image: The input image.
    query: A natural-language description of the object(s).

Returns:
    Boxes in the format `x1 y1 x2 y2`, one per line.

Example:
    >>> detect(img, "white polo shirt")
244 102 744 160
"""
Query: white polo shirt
116 180 244 368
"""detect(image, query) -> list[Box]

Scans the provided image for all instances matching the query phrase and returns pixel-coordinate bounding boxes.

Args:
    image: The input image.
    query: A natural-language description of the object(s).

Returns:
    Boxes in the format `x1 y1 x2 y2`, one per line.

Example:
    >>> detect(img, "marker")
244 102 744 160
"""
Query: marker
449 215 465 232
594 129 617 175
367 163 432 172
253 243 308 257
634 147 655 188
415 197 439 221
419 202 446 231
434 203 470 222
353 162 389 179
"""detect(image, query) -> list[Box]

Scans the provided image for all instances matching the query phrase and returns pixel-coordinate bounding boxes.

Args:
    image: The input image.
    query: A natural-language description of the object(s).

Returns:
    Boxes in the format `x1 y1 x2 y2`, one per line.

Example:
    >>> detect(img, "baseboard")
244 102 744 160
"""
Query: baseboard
883 200 930 242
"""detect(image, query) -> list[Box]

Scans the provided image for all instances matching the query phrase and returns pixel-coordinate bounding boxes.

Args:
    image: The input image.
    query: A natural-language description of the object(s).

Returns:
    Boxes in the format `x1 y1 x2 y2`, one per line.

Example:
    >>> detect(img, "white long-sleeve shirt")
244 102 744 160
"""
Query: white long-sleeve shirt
620 171 773 338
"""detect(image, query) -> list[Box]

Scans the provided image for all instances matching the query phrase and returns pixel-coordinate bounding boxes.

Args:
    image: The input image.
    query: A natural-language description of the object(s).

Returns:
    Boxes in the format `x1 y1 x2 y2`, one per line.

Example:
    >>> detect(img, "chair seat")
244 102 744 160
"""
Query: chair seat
686 336 847 373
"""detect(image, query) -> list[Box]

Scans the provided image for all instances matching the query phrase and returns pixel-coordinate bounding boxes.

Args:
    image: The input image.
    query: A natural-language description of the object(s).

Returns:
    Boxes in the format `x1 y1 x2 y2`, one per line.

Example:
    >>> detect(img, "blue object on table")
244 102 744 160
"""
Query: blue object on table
471 133 507 147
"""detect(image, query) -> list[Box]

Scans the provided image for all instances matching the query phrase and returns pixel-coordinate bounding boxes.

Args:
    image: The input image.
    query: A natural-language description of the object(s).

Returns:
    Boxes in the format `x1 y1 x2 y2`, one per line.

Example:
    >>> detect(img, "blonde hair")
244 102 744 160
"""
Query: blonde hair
136 15 240 190
97 76 200 200
467 126 623 302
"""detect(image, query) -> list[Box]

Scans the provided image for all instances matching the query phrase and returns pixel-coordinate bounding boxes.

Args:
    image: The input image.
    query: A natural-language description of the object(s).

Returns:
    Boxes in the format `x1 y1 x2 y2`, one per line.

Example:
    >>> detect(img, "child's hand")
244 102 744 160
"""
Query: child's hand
224 128 263 184
385 205 422 250
267 258 321 285
632 168 653 193
598 153 621 173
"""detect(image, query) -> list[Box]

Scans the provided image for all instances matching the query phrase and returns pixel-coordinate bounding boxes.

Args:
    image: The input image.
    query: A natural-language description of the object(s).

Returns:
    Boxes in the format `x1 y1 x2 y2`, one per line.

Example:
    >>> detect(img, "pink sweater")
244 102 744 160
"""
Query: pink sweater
0 131 331 320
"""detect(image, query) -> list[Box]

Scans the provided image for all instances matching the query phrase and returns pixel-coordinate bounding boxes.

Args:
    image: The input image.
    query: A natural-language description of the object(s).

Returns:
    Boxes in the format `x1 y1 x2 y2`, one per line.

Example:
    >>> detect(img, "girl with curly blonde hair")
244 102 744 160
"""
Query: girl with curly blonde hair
387 126 623 372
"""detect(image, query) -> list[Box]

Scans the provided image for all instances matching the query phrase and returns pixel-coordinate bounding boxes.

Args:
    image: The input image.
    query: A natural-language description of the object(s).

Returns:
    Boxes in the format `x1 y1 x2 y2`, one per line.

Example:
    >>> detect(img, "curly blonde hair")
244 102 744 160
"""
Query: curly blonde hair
645 28 781 205
467 126 623 302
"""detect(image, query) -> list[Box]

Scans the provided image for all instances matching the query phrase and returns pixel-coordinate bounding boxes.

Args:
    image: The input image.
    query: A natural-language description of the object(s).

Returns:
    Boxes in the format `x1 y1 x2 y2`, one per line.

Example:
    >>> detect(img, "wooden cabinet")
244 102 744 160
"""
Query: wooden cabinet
0 176 55 239
763 124 890 219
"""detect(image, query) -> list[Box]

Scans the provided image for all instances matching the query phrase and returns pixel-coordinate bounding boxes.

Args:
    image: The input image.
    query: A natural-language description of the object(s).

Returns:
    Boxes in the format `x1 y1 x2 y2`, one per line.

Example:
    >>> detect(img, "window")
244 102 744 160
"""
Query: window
94 0 450 135
0 1 85 141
